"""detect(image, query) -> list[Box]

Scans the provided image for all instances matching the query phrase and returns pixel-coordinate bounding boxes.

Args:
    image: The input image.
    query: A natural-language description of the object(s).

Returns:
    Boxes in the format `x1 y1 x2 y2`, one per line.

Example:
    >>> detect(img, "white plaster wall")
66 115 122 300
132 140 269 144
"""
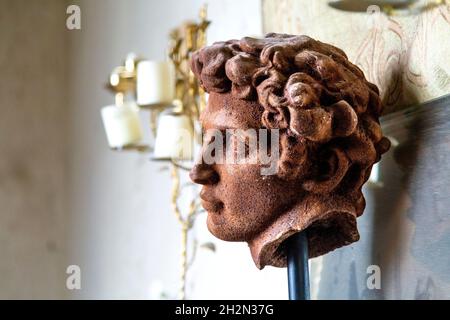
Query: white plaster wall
67 0 290 299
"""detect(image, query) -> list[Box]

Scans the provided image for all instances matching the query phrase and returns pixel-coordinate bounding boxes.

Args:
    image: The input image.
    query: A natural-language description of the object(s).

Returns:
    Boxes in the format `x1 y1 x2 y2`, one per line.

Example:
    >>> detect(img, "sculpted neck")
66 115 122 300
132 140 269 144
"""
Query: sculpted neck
247 194 360 269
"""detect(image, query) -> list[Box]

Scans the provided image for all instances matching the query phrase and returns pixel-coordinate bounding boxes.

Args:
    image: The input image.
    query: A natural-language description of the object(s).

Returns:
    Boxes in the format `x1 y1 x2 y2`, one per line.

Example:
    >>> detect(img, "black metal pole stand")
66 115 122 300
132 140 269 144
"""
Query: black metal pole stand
287 231 310 300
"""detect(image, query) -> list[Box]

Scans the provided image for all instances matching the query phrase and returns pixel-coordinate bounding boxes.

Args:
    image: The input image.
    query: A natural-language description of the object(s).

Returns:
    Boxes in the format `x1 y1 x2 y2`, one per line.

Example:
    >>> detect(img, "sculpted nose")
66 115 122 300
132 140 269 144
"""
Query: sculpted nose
189 163 219 185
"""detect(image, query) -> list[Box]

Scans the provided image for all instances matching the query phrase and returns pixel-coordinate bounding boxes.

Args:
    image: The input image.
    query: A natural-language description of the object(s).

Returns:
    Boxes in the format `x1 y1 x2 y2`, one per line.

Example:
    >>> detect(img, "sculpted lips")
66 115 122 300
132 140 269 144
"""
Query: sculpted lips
200 189 223 213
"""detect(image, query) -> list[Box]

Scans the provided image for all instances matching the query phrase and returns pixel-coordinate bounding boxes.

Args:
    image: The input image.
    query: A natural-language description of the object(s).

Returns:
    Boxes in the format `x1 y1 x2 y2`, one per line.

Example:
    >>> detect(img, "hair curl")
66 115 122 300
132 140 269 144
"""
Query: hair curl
191 33 390 214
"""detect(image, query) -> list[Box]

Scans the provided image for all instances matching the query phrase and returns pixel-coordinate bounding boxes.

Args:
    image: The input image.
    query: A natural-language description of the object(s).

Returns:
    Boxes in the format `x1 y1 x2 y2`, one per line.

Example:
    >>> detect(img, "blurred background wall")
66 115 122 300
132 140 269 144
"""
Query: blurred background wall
0 0 69 299
1 0 294 299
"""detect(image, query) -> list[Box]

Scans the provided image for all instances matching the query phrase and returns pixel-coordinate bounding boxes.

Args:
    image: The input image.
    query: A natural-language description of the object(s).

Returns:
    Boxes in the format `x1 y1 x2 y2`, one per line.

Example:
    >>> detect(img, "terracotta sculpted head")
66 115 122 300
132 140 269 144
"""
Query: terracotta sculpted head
189 33 390 269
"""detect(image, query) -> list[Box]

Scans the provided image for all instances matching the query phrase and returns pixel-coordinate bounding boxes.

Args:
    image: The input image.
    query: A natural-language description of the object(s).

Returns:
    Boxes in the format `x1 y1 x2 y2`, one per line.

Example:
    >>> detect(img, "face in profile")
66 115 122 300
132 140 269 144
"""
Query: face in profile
190 92 302 242
189 33 390 268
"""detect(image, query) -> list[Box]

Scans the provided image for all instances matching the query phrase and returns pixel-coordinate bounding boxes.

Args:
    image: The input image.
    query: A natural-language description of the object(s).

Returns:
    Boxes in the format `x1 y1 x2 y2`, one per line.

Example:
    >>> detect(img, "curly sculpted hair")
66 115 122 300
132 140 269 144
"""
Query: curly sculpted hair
191 33 390 215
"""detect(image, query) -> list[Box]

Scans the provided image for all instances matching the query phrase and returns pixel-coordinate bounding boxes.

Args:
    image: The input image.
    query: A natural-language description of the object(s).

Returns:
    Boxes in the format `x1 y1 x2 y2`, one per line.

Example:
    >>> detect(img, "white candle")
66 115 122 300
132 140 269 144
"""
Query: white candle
137 60 175 106
101 102 143 148
153 111 193 160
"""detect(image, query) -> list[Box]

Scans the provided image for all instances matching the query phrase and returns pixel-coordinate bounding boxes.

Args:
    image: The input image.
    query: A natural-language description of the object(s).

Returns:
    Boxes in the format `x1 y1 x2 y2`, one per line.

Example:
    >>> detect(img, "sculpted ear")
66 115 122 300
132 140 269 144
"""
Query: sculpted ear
288 99 358 142
277 100 357 183
302 148 349 194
